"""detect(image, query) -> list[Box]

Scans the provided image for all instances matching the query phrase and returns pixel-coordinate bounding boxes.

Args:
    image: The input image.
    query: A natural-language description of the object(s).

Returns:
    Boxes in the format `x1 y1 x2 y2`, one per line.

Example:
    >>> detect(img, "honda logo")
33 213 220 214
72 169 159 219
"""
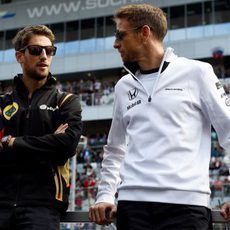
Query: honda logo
128 88 139 100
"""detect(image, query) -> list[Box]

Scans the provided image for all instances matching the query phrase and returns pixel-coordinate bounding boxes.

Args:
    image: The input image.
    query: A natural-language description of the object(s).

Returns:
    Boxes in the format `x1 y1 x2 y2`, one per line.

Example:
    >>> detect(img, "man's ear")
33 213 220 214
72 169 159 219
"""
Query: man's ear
141 25 152 43
15 51 24 64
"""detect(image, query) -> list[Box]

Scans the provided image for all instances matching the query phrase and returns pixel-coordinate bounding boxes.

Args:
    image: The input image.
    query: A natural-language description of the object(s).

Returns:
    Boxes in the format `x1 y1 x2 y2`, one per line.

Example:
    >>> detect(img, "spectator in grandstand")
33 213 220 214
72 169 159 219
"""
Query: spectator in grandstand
75 190 83 210
89 4 230 230
0 25 82 229
83 162 95 177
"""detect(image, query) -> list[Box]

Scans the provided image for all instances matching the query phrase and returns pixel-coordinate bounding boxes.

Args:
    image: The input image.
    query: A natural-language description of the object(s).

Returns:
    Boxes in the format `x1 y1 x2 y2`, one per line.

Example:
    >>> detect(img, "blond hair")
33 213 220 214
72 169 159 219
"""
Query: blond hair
114 4 167 41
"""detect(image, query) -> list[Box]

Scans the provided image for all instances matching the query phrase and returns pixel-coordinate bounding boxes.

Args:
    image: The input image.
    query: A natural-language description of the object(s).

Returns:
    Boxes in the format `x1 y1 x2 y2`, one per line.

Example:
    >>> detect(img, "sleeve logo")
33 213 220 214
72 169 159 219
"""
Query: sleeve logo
215 81 223 90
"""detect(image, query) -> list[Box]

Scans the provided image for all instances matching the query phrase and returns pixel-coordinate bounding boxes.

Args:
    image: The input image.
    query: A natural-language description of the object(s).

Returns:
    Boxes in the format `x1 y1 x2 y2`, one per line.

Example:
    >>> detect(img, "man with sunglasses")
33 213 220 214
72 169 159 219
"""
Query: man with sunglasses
89 4 230 230
0 25 82 229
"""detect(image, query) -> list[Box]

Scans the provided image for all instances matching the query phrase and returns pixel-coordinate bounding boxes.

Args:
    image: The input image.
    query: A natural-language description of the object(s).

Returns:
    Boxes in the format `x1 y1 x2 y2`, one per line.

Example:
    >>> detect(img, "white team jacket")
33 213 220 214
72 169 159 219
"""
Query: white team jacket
96 47 230 208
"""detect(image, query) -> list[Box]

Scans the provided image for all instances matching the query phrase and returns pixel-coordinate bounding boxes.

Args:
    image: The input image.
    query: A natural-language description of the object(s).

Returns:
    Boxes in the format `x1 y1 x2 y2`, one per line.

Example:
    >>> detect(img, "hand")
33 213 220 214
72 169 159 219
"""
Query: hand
220 203 230 219
54 123 68 134
8 137 15 149
89 202 116 225
0 135 15 150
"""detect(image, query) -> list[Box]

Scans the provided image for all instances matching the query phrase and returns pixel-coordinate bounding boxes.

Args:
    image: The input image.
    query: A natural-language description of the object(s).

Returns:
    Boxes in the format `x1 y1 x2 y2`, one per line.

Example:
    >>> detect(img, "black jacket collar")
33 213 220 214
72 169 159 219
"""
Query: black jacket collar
14 73 56 92
124 61 170 76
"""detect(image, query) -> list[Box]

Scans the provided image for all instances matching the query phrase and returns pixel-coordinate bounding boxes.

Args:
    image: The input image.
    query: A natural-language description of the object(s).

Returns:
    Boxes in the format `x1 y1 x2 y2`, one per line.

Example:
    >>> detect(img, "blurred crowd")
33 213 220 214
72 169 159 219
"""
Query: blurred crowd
209 131 230 206
0 77 116 106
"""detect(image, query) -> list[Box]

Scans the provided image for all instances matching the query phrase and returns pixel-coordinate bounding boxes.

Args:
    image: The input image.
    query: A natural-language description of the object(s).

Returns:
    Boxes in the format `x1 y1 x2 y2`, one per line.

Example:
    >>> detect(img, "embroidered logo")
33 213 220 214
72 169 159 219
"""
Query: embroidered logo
165 88 183 91
128 88 139 100
127 99 141 110
215 81 223 90
3 102 19 120
40 104 58 111
225 97 230 106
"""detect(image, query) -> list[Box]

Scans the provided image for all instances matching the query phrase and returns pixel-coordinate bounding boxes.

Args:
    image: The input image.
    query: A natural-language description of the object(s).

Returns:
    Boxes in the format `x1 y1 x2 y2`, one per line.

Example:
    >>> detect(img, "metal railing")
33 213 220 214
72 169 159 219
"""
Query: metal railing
60 210 228 224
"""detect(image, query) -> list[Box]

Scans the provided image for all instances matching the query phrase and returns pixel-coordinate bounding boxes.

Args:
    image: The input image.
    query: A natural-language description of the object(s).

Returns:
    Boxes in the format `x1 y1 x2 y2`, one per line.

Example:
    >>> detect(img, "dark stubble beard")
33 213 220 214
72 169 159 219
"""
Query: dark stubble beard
26 68 49 81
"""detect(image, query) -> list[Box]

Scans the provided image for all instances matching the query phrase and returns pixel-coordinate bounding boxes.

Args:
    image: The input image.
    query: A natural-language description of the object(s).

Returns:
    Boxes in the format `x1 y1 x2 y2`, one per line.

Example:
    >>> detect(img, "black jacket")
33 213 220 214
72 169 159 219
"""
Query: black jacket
0 74 82 212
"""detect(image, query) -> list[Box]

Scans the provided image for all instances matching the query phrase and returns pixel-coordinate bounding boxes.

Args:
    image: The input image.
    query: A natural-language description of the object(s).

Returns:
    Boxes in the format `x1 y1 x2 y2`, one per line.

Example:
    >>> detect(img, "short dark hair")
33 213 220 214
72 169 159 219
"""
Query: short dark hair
12 24 55 51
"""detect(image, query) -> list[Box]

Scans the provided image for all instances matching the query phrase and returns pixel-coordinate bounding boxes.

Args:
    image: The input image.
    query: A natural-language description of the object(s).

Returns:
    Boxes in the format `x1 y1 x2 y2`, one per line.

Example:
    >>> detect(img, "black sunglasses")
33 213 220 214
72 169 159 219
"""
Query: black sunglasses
19 45 57 56
115 26 143 40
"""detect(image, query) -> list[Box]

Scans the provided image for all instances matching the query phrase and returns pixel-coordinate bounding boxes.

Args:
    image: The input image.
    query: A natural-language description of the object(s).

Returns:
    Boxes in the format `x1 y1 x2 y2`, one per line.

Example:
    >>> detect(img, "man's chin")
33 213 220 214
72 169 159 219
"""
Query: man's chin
33 72 49 80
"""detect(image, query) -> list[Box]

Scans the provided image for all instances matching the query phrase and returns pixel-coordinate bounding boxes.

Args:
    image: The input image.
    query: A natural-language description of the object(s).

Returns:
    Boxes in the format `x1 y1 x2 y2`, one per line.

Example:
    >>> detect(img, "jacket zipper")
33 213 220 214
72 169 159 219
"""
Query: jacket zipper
123 47 174 103
123 66 152 103
26 104 31 119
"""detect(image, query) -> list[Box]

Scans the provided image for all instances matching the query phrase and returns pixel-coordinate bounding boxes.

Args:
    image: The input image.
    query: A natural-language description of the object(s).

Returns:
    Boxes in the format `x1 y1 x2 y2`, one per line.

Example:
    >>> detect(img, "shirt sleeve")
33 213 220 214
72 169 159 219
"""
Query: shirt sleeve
195 62 230 152
95 84 127 204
